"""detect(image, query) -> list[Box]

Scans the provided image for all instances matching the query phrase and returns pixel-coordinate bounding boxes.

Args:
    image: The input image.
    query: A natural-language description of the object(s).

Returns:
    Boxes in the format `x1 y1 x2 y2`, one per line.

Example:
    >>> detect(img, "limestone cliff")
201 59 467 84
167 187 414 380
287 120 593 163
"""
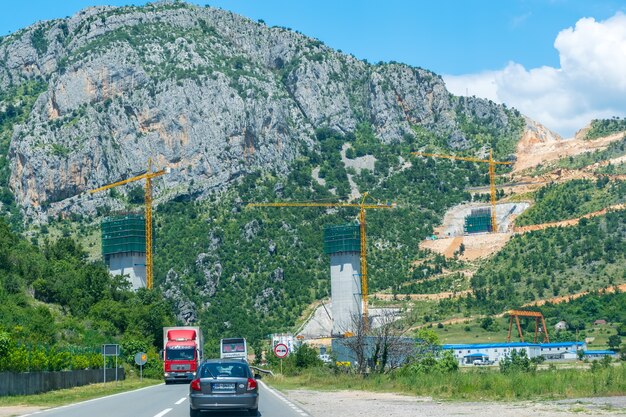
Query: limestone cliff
0 1 523 222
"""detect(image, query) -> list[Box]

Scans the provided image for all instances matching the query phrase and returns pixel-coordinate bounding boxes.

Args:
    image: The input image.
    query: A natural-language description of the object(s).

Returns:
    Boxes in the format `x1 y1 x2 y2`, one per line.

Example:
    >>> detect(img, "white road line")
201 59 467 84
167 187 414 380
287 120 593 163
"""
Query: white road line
175 397 187 405
154 408 172 417
20 383 164 416
259 381 311 417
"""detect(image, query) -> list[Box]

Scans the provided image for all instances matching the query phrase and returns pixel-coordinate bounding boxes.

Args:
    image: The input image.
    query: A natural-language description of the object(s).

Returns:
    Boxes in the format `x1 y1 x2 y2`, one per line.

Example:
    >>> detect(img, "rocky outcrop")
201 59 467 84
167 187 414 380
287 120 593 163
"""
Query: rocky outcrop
0 1 524 222
163 268 197 324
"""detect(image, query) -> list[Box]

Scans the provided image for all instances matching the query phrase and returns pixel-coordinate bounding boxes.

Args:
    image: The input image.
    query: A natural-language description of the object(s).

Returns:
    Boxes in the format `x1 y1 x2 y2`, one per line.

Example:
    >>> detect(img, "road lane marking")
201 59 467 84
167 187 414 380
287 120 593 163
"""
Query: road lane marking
154 408 172 417
175 397 187 405
20 383 165 416
259 381 310 417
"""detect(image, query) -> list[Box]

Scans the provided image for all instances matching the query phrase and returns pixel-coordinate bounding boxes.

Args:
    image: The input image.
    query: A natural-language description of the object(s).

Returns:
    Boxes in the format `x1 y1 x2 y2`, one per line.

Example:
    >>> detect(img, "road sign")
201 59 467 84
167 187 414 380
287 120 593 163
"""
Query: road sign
102 344 119 356
134 352 148 366
134 351 148 381
273 343 289 358
102 344 120 383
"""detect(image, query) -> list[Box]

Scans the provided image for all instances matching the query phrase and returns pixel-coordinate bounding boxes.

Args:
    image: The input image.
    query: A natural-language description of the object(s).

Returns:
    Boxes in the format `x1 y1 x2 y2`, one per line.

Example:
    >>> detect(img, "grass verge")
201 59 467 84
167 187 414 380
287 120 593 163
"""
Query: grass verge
267 364 626 401
0 377 162 408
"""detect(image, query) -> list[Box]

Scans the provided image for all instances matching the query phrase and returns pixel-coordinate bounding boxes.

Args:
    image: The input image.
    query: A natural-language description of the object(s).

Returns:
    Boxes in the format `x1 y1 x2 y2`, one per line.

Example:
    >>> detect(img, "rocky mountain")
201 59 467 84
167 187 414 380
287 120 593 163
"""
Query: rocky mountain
0 0 524 223
1 1 624 348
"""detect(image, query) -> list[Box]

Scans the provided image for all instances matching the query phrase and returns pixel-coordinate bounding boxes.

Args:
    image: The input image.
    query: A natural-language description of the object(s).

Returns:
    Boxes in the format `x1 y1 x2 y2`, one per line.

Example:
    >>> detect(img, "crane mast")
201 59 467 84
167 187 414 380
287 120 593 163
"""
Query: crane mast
247 193 395 328
90 159 168 289
411 150 512 232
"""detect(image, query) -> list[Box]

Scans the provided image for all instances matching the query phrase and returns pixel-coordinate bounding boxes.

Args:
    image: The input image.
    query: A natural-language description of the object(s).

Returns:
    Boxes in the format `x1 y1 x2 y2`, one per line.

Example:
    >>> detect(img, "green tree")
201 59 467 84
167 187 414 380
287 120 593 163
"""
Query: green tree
499 349 536 374
127 186 145 205
293 343 322 369
436 350 459 372
608 335 622 351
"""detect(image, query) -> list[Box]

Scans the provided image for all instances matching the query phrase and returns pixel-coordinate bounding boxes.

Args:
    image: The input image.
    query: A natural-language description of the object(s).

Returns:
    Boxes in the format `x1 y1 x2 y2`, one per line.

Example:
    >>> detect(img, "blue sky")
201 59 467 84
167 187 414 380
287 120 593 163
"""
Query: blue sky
1 0 625 136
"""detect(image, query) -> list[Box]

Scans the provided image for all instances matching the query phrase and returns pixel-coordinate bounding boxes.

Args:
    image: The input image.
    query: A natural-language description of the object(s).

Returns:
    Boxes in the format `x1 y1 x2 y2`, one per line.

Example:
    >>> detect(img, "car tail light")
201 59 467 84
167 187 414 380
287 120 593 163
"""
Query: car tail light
190 378 201 391
247 377 257 390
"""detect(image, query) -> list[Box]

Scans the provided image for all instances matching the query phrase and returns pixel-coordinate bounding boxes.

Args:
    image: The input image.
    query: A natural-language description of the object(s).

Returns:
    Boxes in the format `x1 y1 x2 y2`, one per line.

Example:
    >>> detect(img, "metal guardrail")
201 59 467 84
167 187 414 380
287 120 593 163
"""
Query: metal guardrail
250 366 274 377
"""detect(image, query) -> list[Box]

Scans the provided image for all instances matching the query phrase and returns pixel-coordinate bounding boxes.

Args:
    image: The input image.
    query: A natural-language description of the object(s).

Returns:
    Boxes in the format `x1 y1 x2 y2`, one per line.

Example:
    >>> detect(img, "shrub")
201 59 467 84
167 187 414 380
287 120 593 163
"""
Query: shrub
499 349 536 374
0 331 11 359
294 343 322 369
48 350 71 371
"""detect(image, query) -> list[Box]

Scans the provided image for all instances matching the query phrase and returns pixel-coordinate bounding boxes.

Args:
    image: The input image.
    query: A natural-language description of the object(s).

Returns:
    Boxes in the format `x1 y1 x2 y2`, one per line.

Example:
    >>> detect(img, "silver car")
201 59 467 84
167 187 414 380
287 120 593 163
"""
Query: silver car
189 359 260 416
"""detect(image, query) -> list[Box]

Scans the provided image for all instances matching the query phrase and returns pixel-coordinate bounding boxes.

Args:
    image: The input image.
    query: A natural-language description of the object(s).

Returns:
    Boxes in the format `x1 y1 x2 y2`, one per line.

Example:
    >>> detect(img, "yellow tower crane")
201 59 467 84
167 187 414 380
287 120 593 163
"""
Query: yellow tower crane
411 150 512 232
90 159 168 289
247 193 395 328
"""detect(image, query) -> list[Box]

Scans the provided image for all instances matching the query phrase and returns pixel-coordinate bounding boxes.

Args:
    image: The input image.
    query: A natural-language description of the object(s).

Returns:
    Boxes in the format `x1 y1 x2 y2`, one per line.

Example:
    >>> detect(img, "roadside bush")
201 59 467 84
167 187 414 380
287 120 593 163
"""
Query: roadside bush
71 354 90 370
140 350 163 379
5 345 29 372
499 349 536 374
120 337 150 365
48 350 70 371
294 344 322 369
29 347 49 371
436 351 459 372
398 351 459 375
88 352 103 369
0 331 11 359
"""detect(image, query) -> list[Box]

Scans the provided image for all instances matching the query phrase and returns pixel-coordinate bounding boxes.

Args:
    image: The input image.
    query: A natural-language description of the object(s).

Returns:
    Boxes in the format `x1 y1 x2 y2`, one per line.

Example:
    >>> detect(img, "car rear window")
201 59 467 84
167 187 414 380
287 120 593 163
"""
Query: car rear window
200 363 250 378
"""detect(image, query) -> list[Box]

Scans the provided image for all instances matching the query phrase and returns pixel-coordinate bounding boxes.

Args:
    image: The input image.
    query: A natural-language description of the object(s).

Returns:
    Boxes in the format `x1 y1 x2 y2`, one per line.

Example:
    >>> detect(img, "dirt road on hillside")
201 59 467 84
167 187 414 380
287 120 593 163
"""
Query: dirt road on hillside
524 283 626 307
514 203 625 233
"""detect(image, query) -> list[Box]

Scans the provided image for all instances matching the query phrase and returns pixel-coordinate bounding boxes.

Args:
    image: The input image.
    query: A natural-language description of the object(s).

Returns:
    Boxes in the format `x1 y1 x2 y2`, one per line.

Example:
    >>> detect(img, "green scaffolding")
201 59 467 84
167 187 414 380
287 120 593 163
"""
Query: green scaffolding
464 208 493 234
101 214 146 256
323 224 360 255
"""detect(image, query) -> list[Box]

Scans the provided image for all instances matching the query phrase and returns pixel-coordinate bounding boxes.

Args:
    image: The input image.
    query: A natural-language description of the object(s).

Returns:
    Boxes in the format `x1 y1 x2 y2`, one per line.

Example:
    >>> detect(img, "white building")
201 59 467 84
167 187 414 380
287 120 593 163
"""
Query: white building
271 333 297 355
584 350 617 360
442 341 586 365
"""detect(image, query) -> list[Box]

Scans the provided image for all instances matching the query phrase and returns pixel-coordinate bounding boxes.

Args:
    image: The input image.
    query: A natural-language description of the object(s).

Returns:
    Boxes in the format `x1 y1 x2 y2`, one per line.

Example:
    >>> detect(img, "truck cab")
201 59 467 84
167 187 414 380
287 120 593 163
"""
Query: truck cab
163 327 203 384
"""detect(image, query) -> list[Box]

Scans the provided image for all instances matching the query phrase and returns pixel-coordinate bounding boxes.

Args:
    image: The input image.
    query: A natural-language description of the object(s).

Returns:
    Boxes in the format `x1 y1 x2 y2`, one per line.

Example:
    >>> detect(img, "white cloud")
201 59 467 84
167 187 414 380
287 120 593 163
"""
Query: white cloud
511 12 532 28
443 12 626 138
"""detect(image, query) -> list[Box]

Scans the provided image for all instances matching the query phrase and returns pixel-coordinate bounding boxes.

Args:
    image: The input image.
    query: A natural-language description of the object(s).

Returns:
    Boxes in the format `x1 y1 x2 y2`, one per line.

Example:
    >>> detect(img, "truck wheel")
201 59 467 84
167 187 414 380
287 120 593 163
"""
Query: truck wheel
190 406 201 417
248 407 258 416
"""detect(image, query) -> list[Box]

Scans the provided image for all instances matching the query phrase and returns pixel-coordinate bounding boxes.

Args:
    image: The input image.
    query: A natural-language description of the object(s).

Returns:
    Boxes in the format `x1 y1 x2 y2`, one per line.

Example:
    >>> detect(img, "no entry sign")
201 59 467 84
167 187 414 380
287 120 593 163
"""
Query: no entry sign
273 343 289 358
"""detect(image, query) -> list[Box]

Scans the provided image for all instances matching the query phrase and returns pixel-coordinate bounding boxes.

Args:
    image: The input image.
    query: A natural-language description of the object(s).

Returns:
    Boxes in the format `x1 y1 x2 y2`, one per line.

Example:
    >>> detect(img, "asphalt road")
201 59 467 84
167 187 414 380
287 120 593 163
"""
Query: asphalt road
21 381 310 417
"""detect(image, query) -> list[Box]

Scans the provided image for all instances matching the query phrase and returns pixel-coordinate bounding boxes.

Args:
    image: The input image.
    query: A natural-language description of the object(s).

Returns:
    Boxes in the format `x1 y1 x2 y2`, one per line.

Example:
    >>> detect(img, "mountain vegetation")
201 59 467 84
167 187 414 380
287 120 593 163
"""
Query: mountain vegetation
153 126 494 343
469 211 625 314
515 179 626 226
0 1 623 360
584 117 626 140
0 218 173 355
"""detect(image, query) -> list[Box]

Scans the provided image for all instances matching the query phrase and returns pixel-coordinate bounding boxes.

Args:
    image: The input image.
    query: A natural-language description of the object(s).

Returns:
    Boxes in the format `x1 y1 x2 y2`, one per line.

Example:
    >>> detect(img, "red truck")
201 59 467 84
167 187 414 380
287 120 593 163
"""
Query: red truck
163 326 204 384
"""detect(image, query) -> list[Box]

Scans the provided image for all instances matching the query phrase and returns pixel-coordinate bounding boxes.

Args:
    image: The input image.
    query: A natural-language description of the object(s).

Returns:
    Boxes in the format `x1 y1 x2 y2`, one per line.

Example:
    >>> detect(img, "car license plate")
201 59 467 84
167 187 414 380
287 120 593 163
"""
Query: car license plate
212 383 235 391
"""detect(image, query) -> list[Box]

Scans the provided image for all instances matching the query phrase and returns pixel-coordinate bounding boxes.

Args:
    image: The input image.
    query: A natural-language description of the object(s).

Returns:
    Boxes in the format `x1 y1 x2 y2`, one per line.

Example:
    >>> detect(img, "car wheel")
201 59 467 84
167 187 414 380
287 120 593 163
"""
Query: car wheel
248 407 258 416
190 406 201 417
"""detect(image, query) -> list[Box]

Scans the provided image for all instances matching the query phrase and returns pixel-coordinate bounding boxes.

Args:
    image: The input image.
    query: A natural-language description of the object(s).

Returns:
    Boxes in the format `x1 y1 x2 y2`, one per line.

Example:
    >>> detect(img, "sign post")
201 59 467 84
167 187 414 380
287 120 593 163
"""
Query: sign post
273 343 289 374
134 352 148 381
102 344 120 383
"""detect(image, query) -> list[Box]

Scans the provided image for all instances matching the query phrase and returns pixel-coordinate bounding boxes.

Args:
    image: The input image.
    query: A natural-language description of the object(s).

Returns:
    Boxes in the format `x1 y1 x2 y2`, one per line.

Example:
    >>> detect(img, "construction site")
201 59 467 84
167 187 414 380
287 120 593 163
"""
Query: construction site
86 117 625 365
289 121 626 360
